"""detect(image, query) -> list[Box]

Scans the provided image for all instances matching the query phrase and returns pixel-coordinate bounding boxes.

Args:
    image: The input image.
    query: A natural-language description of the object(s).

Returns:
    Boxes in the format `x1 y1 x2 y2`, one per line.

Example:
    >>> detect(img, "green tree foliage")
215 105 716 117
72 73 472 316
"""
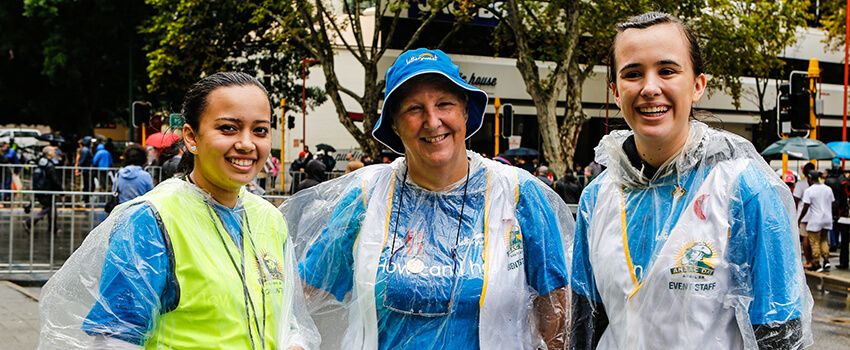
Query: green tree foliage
9 0 151 137
821 0 847 50
473 0 807 175
252 0 470 157
143 0 326 116
697 0 810 113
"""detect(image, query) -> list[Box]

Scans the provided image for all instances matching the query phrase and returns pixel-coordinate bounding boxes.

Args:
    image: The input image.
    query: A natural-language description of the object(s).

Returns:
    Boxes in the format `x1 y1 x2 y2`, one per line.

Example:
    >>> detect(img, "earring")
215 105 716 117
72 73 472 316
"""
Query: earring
190 145 197 152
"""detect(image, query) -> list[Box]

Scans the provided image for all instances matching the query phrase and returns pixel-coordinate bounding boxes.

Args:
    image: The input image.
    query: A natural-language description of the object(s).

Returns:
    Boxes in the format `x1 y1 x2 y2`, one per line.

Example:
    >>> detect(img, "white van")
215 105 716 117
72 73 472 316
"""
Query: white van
0 129 47 148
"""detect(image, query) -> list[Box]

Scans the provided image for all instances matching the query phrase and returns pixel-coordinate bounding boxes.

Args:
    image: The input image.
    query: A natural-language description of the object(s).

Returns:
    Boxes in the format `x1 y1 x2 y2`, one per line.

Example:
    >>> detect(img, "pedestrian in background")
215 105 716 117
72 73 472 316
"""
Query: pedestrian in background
25 146 62 236
92 142 113 191
825 158 847 258
799 170 835 272
294 159 325 193
536 165 554 188
289 151 308 193
75 136 94 204
794 162 816 268
39 72 317 349
112 144 154 204
160 139 184 181
345 155 364 174
554 170 582 204
268 155 280 189
571 12 811 349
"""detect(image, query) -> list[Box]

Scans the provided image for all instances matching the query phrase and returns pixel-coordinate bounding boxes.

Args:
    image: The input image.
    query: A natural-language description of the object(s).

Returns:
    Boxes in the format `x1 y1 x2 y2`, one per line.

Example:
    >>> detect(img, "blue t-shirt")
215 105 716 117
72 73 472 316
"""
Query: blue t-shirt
82 200 246 345
299 167 569 349
572 163 801 325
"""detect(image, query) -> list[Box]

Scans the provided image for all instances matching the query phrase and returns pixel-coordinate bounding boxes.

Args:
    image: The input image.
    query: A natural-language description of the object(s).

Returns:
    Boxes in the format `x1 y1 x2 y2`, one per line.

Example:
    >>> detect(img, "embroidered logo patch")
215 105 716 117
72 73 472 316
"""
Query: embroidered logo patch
505 225 524 271
669 240 716 276
406 52 438 65
255 251 285 284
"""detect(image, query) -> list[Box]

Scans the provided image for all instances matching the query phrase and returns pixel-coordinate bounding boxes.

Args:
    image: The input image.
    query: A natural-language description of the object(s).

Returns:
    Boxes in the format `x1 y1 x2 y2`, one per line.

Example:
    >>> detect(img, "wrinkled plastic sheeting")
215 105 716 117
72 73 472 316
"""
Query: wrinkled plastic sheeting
38 180 319 350
281 152 575 349
573 121 813 349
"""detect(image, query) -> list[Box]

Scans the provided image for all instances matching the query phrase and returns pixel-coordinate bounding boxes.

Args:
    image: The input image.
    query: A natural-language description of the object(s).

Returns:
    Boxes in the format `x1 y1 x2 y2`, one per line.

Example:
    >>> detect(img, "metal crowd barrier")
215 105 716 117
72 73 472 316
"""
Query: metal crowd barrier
0 188 291 280
0 164 164 198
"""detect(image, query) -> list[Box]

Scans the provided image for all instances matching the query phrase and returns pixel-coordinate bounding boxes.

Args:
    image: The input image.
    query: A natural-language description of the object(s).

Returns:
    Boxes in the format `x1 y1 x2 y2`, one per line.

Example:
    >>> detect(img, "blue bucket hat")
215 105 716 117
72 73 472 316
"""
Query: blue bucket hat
373 48 488 154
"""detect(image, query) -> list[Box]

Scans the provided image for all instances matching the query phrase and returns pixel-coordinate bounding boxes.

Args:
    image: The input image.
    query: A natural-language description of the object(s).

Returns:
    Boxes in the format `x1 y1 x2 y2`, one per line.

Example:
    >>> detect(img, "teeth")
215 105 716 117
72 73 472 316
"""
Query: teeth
423 135 447 143
639 106 669 115
229 158 253 167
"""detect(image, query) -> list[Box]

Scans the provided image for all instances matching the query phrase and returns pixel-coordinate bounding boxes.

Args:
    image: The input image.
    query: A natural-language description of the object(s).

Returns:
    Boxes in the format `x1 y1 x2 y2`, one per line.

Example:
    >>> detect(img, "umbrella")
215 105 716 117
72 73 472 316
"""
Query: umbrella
827 141 850 159
315 143 336 153
36 133 65 143
760 137 836 160
145 132 181 148
501 147 539 157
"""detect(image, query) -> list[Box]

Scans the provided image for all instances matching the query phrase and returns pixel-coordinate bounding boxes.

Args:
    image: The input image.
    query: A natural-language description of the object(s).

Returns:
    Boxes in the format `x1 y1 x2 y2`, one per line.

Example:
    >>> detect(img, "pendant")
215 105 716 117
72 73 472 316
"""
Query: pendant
407 257 425 274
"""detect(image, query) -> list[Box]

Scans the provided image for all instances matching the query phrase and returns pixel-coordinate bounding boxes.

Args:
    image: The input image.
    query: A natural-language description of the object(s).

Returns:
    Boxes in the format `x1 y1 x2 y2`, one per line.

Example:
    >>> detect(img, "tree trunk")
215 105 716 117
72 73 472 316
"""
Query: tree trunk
560 65 586 172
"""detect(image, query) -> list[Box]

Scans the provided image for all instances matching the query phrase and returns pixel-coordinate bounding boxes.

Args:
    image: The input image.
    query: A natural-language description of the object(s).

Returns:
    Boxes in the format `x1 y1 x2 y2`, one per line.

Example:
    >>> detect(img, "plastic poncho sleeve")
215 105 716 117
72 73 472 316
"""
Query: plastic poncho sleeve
730 165 803 325
517 175 570 295
82 204 173 345
569 179 608 349
298 185 366 301
730 165 806 348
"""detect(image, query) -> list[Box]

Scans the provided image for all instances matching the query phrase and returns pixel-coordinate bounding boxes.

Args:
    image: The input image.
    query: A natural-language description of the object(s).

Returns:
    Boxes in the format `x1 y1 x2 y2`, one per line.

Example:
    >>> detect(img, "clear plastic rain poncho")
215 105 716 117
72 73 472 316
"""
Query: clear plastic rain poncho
281 151 574 349
571 121 813 349
39 179 319 350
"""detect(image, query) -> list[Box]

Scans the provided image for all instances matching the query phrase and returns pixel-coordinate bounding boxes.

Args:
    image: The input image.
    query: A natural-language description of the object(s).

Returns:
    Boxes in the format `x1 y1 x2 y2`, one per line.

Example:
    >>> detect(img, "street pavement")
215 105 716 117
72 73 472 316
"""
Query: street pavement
0 281 40 349
1 253 849 349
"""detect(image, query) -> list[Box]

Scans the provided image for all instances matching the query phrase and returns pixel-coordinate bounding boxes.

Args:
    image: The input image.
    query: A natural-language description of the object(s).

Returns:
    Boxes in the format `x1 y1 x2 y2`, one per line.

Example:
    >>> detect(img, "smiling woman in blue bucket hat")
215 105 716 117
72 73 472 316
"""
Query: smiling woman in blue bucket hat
280 48 574 349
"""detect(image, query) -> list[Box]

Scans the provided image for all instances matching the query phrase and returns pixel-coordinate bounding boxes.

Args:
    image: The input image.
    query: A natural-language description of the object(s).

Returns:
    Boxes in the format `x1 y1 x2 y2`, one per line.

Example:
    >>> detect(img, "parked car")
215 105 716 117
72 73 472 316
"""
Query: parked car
0 128 47 148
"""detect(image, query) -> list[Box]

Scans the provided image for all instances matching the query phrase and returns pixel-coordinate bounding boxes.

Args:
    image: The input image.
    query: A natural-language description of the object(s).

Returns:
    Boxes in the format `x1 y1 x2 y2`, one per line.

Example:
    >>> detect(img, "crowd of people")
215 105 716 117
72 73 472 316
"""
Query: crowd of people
788 160 850 272
38 12 816 350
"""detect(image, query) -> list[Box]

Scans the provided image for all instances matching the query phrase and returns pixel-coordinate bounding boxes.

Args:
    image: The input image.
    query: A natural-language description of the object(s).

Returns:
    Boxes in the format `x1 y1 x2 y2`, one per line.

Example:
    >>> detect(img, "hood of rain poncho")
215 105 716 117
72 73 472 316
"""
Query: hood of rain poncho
117 164 146 180
304 159 326 181
280 151 574 349
583 121 813 349
38 179 319 349
597 121 774 189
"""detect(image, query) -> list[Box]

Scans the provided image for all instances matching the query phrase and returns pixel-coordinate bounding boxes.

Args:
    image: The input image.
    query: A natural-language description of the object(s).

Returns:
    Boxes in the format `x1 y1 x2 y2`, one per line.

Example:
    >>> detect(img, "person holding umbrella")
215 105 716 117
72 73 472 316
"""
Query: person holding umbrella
282 48 573 349
571 12 811 349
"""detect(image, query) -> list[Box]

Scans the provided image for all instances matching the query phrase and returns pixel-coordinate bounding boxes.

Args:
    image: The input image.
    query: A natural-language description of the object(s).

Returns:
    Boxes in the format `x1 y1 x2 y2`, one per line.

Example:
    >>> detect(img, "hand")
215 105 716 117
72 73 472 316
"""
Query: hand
287 347 305 350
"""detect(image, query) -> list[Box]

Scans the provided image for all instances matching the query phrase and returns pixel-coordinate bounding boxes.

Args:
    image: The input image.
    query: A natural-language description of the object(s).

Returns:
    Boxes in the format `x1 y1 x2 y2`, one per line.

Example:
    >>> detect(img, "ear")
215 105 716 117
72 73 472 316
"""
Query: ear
183 123 197 154
692 73 707 103
611 82 621 108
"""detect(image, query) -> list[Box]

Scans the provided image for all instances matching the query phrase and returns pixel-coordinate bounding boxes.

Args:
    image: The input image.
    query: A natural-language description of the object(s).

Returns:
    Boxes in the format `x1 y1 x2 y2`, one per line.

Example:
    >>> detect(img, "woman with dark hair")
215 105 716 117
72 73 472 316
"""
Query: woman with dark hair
282 49 573 349
112 144 154 204
39 72 318 349
570 12 812 349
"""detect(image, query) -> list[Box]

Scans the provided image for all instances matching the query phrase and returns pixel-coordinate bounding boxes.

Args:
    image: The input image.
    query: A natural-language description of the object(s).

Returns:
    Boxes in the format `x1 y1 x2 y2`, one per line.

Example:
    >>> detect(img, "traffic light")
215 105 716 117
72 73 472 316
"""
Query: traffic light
132 102 152 127
789 73 811 130
778 82 792 134
501 104 513 137
287 115 295 129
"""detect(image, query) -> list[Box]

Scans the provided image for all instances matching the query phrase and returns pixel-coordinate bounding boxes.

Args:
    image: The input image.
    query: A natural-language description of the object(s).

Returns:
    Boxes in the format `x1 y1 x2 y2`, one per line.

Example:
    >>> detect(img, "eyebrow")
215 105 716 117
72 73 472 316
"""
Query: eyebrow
619 60 683 74
214 117 270 124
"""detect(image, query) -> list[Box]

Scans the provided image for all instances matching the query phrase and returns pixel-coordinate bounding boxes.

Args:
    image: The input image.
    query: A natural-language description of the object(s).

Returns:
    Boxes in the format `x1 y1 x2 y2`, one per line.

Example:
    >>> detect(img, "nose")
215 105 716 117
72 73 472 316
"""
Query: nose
422 106 443 129
640 73 662 97
235 131 256 152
